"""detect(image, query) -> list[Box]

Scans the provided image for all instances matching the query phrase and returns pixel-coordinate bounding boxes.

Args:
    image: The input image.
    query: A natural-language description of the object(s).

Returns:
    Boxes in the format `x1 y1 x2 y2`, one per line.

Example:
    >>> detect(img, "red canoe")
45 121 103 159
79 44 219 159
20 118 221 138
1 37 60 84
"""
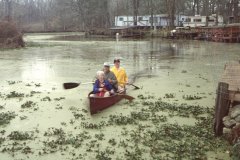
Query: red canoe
88 91 134 115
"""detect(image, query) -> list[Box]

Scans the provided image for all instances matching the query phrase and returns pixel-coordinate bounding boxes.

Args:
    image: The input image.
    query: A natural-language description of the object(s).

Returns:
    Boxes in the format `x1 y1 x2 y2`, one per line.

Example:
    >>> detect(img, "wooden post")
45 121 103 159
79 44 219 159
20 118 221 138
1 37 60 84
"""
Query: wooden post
214 82 230 136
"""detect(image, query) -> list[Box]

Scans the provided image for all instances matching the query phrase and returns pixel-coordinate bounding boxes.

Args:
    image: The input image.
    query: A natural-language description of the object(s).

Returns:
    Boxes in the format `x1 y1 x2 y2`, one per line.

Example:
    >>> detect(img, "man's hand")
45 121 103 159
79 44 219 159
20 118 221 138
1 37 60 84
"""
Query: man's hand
99 88 104 91
108 79 112 83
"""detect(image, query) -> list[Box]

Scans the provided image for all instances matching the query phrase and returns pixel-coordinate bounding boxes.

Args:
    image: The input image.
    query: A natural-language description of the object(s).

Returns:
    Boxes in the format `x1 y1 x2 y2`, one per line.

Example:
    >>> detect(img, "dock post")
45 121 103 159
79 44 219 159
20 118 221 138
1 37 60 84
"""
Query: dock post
214 82 230 136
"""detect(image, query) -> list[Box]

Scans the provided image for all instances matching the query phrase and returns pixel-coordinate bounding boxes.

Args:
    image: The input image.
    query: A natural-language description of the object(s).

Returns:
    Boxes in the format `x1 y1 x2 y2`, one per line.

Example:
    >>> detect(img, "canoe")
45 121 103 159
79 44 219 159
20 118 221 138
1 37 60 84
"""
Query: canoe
88 91 134 115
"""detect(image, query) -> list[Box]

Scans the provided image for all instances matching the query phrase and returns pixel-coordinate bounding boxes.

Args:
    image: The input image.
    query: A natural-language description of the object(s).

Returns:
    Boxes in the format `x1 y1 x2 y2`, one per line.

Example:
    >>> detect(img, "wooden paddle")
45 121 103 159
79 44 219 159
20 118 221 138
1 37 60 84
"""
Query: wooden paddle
63 82 94 89
118 94 135 101
128 83 141 90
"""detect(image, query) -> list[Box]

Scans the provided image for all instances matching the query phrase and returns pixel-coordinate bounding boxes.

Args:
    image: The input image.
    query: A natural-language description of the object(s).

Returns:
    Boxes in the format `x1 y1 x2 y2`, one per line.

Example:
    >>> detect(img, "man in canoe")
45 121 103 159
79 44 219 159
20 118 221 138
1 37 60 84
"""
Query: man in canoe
91 71 114 97
111 58 128 92
103 62 118 91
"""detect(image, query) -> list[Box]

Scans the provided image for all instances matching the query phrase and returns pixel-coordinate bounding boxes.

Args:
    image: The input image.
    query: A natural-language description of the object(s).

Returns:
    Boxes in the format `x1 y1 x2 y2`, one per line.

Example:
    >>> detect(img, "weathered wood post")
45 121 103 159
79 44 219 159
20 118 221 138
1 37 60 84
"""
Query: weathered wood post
214 82 230 136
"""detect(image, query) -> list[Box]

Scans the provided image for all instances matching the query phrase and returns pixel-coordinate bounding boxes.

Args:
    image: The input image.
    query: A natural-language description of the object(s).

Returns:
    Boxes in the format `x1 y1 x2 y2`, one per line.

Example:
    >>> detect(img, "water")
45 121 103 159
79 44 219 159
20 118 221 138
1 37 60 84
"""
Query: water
0 33 239 159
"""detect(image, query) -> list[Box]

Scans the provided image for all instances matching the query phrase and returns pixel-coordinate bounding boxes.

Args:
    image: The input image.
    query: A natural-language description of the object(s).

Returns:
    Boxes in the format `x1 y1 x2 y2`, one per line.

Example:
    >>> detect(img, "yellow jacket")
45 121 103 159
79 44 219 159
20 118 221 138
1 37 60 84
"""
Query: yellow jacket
111 66 128 87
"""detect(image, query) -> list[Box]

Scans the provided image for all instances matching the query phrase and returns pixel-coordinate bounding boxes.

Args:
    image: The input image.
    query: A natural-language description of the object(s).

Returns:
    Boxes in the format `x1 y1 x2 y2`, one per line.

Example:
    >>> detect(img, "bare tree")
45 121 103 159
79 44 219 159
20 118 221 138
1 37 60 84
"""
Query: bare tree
166 0 176 29
133 0 139 26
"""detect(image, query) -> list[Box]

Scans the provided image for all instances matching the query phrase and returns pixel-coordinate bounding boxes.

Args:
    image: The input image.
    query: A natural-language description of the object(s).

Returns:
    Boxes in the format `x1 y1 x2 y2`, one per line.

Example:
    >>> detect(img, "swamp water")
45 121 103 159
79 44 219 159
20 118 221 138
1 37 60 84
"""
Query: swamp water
0 33 240 160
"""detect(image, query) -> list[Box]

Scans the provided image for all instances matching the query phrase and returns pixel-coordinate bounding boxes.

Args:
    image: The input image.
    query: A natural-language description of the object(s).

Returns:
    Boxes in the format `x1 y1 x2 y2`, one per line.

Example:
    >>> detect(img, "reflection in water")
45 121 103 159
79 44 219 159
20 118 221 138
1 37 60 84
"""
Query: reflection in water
21 60 52 81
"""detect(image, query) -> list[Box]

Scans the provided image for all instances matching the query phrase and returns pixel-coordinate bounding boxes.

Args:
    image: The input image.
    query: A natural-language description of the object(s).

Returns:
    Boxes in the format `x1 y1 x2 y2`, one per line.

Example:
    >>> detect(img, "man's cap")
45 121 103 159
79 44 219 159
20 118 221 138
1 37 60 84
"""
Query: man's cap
103 62 110 67
114 58 120 63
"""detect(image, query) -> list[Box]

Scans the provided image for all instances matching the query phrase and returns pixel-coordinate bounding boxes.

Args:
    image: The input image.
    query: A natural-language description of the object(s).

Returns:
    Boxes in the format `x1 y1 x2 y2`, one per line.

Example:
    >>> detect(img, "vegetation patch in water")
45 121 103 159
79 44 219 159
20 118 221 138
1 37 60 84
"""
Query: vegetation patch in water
54 97 65 101
164 93 175 98
0 137 5 145
0 112 17 126
8 131 34 140
6 91 24 98
0 104 5 109
21 101 37 109
41 96 51 101
183 94 203 100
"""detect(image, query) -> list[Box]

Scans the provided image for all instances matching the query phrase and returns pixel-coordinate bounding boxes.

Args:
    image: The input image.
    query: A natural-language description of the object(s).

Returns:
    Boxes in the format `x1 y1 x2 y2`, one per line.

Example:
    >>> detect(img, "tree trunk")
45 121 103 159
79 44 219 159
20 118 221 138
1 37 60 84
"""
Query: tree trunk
233 0 239 23
216 0 219 25
202 0 210 26
196 0 200 15
166 0 175 29
192 0 196 15
5 0 12 21
133 0 139 26
150 0 153 29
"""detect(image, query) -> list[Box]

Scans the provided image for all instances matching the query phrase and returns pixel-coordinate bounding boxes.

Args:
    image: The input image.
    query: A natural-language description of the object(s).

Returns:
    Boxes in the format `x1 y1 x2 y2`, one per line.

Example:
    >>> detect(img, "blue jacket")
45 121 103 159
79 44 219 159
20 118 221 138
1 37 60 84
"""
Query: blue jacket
93 79 113 94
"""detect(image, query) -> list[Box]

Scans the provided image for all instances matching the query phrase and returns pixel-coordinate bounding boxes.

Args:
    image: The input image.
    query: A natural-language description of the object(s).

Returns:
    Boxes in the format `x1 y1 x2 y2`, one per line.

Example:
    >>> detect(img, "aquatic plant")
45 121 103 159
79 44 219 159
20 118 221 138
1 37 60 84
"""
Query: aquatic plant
7 81 16 85
96 150 112 160
130 111 150 121
20 116 28 120
35 83 41 87
108 114 136 125
0 130 6 135
30 91 41 95
0 137 5 145
21 101 37 109
44 128 65 137
8 131 34 140
41 96 51 101
82 109 88 113
164 93 175 98
72 112 85 120
137 94 155 100
95 133 105 141
108 138 117 146
181 70 187 73
6 91 24 98
151 114 168 124
21 146 33 154
0 104 5 109
183 95 202 100
81 121 106 129
54 97 65 101
0 112 17 126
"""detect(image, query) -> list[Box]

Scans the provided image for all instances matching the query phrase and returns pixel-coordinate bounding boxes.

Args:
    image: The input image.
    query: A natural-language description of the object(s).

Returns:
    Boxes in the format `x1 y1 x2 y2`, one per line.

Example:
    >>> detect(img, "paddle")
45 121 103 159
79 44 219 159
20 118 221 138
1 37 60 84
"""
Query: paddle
128 83 141 90
63 82 94 90
118 94 135 101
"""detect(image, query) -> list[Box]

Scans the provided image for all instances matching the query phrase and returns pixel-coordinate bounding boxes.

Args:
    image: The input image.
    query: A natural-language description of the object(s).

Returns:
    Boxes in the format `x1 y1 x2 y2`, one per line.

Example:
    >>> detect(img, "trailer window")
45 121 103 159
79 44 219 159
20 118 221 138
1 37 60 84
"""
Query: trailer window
119 17 124 21
185 18 191 22
194 19 201 22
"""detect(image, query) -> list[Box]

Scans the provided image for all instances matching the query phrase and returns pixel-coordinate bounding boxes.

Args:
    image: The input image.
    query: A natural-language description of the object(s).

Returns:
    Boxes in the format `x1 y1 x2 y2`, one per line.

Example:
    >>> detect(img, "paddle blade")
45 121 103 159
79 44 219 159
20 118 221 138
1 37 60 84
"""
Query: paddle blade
130 84 140 90
119 94 135 101
63 82 80 89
